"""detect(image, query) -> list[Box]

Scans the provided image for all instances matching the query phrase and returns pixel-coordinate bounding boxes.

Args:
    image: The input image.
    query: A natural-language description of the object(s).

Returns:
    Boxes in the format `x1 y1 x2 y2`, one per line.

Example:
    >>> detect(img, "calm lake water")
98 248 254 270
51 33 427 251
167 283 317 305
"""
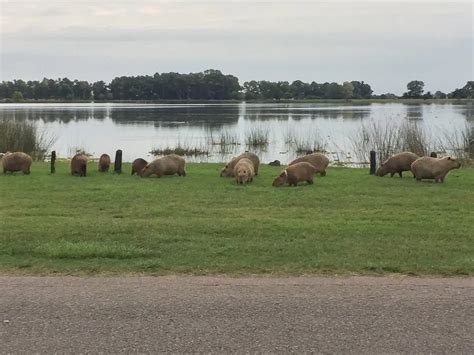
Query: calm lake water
0 102 472 163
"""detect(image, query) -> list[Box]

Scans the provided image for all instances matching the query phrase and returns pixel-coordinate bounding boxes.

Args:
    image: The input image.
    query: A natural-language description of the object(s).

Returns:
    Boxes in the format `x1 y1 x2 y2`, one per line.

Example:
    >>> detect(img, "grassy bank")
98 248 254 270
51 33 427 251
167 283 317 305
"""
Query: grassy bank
0 162 473 276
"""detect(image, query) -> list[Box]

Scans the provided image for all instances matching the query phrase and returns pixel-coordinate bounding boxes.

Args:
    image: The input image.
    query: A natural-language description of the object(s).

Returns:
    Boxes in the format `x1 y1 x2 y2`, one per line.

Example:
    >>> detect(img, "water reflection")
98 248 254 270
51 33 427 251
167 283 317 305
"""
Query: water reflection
0 103 470 163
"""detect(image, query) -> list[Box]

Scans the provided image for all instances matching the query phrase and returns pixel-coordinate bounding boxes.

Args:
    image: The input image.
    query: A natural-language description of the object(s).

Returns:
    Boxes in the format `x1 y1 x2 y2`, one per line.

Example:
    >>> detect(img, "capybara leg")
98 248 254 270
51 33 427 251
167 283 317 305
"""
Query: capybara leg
307 179 313 185
398 172 402 178
320 171 326 177
416 177 422 182
390 172 395 177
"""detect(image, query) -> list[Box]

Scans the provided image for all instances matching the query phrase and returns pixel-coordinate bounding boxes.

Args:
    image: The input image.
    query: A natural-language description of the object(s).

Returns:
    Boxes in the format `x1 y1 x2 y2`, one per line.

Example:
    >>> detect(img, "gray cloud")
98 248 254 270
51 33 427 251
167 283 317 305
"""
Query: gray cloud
0 0 472 95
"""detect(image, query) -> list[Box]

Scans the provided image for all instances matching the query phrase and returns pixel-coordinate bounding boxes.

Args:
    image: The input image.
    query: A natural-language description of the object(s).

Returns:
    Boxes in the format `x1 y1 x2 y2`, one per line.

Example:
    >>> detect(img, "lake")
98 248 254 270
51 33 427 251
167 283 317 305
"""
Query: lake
0 102 472 164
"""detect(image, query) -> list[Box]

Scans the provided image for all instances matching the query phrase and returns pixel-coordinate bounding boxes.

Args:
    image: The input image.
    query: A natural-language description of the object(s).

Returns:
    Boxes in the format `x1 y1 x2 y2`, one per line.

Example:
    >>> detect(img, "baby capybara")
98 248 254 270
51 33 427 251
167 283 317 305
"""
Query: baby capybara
272 162 317 187
411 156 461 183
98 154 111 172
289 153 329 176
131 158 148 176
141 154 186 178
2 152 32 174
221 152 260 177
71 154 88 177
375 152 419 178
234 158 255 184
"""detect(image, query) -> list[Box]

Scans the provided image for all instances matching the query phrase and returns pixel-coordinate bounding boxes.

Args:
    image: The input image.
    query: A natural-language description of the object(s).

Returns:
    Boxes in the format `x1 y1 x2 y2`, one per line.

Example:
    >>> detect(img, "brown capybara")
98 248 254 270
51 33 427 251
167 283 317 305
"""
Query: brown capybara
71 154 88 177
131 158 148 175
411 156 461 183
289 153 329 176
141 154 186 178
272 162 317 187
2 152 33 174
375 152 419 178
220 152 260 177
98 154 111 172
234 158 255 184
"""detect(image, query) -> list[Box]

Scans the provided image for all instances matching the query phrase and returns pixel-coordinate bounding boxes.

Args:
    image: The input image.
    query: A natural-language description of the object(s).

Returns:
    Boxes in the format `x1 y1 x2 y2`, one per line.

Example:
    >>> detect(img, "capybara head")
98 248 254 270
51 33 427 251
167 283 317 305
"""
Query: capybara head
220 164 231 177
272 170 288 187
140 163 153 177
443 156 461 169
235 167 250 184
375 164 387 177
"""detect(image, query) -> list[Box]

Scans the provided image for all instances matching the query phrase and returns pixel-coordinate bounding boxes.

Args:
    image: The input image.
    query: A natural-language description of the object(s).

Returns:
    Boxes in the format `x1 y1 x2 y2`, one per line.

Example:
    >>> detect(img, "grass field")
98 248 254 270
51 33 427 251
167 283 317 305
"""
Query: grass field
0 162 473 275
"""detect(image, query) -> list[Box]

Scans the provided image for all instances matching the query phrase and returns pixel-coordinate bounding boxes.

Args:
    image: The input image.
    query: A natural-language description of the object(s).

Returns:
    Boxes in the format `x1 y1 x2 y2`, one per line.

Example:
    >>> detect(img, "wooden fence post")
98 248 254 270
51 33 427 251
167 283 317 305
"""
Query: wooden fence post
430 152 437 158
369 150 376 175
50 151 56 174
114 149 122 174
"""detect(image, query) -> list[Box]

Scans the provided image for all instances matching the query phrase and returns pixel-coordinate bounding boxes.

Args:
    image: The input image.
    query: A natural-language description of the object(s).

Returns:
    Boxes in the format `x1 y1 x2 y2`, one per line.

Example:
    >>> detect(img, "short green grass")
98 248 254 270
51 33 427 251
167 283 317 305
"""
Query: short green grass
0 162 473 275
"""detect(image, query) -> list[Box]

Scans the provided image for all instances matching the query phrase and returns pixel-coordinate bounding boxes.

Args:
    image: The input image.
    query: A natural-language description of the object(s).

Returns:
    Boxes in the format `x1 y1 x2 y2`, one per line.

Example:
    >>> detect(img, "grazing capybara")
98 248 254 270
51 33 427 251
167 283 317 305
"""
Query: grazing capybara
131 158 148 176
71 154 88 177
98 154 111 172
411 156 461 183
375 152 419 178
272 162 317 187
234 158 255 184
2 152 32 174
289 153 329 176
220 152 260 177
141 154 186 178
269 160 281 166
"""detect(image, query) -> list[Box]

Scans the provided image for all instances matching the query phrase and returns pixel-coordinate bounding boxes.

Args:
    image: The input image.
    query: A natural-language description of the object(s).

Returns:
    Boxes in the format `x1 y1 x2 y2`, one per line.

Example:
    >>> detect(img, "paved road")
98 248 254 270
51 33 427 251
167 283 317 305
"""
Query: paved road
0 276 472 353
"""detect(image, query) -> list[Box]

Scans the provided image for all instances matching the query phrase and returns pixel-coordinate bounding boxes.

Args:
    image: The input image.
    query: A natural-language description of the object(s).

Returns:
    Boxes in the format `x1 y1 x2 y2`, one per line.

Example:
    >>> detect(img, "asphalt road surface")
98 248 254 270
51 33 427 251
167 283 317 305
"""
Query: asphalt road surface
1 276 472 353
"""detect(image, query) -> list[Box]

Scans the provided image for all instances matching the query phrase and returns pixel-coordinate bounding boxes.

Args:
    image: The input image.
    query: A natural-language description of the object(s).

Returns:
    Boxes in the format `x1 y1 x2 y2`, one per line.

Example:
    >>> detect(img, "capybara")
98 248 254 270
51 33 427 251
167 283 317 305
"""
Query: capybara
289 153 329 176
375 152 419 178
220 152 260 177
234 158 255 184
2 152 32 174
272 162 317 187
410 156 461 183
71 154 88 177
131 158 148 176
141 154 186 178
98 154 111 172
269 160 281 166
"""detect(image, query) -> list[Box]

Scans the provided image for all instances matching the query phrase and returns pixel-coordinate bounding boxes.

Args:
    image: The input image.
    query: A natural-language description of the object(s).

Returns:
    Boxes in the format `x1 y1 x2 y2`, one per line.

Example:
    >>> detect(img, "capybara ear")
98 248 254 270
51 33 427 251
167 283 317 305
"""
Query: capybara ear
447 157 452 160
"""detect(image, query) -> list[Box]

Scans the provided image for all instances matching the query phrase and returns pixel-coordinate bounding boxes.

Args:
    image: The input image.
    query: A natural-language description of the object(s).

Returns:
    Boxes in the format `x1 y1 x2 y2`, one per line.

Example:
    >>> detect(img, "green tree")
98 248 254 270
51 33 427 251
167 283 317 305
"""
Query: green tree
342 81 354 99
403 80 424 98
12 91 24 102
433 91 447 99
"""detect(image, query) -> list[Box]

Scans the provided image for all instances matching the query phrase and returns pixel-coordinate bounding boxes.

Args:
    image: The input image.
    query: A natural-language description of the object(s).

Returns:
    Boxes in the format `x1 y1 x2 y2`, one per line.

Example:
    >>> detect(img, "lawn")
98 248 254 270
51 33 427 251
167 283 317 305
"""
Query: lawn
0 162 473 275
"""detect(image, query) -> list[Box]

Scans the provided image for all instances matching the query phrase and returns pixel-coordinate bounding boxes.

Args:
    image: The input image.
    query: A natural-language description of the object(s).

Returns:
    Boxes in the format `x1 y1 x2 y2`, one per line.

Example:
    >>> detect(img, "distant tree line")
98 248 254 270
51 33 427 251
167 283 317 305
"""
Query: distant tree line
0 69 471 101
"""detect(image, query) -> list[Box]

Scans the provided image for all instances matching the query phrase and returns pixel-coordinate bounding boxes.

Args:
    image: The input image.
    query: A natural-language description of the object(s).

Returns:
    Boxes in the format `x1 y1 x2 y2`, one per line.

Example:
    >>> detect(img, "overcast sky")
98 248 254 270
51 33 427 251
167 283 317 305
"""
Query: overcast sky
0 0 472 94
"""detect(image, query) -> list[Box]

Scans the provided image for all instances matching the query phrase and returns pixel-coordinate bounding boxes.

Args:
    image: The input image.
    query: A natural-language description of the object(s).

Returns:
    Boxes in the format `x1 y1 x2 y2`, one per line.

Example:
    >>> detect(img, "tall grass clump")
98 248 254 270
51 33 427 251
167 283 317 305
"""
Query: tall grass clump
206 129 240 153
245 127 270 148
439 124 474 164
351 120 400 163
285 128 327 154
397 121 432 157
150 141 209 157
0 119 55 160
351 120 432 164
